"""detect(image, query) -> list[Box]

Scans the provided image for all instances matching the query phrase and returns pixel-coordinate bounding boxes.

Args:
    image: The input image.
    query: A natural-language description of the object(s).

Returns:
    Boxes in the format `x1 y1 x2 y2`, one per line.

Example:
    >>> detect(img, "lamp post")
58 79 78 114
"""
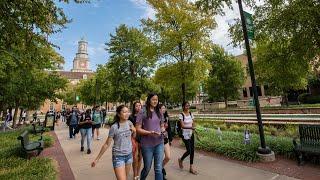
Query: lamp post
237 0 271 154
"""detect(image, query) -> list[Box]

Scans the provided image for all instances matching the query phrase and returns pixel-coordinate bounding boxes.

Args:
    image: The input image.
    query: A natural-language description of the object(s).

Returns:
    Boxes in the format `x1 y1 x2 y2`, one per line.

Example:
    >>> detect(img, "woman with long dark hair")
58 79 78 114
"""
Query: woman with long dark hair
178 102 198 175
91 105 136 180
129 101 143 180
136 93 165 180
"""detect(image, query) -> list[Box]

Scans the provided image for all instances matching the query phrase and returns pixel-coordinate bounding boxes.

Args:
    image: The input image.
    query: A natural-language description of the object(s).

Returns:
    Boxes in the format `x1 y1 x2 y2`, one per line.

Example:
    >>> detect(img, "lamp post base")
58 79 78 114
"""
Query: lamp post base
257 147 275 162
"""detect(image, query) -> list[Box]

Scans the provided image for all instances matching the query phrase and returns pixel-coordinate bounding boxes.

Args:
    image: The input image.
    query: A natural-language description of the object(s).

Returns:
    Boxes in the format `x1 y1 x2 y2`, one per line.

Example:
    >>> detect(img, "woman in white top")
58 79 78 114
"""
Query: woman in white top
178 102 198 175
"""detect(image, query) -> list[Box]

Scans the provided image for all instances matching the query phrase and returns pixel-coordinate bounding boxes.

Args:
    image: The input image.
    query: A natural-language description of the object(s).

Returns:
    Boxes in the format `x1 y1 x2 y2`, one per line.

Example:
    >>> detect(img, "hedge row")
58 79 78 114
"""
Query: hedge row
195 126 295 162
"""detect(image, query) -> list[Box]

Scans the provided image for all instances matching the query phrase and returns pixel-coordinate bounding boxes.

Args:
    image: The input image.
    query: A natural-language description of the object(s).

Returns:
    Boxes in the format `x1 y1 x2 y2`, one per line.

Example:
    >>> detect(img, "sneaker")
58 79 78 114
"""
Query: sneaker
87 149 91 154
97 137 101 140
81 147 84 152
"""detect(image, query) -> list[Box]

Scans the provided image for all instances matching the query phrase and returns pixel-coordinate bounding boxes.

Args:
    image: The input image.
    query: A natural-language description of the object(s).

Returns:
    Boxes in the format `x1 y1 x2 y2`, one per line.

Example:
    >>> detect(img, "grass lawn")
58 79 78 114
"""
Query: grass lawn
0 128 56 180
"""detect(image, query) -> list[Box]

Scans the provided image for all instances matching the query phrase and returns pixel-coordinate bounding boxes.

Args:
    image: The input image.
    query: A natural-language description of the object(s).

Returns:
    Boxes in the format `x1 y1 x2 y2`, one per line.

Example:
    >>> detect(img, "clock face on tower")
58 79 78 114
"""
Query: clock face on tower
80 44 85 51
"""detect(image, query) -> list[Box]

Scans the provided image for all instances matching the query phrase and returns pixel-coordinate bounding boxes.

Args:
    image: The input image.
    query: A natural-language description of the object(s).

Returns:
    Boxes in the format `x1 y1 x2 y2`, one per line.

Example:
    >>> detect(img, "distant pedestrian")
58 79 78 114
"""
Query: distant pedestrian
21 110 27 122
79 109 93 154
2 110 13 132
101 108 107 128
32 111 38 123
136 93 165 180
92 106 103 140
91 105 135 180
178 102 197 175
67 106 80 139
129 101 143 180
159 104 172 180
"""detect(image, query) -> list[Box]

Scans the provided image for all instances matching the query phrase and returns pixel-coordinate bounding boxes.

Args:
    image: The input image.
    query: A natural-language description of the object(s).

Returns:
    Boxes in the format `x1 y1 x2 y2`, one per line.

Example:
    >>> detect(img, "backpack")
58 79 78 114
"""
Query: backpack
176 112 192 138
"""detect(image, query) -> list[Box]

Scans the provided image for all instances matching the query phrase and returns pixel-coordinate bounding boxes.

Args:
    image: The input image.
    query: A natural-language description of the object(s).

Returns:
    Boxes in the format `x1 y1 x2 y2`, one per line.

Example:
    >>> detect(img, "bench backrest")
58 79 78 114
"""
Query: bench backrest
299 125 320 146
17 130 30 147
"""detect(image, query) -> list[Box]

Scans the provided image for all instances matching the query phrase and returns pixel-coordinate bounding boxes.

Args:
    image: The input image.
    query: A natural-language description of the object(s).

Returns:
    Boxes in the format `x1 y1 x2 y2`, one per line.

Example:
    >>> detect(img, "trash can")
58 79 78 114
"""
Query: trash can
44 111 56 130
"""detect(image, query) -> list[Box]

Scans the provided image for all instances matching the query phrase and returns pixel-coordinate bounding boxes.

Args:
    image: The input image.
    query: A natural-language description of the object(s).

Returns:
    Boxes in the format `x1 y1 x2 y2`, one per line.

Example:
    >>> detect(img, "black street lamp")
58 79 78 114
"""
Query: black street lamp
237 0 271 154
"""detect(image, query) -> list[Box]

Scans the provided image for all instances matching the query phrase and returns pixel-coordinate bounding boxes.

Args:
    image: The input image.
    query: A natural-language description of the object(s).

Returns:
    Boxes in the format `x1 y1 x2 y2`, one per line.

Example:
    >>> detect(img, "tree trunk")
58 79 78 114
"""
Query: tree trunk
13 106 19 128
181 83 186 103
224 97 228 109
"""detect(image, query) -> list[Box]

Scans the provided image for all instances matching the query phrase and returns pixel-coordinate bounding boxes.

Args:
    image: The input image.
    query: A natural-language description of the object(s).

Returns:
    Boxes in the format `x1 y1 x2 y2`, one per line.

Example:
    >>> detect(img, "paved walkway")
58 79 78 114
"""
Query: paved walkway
54 123 298 180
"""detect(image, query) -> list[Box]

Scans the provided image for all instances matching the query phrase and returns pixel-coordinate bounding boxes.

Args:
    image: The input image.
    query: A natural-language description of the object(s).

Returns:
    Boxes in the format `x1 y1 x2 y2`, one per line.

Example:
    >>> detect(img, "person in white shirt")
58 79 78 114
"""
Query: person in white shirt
178 102 198 175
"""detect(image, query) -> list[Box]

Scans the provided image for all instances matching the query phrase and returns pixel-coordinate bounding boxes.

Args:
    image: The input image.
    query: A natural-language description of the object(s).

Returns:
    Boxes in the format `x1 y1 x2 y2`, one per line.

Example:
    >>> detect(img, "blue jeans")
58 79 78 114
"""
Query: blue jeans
140 143 164 180
80 128 92 150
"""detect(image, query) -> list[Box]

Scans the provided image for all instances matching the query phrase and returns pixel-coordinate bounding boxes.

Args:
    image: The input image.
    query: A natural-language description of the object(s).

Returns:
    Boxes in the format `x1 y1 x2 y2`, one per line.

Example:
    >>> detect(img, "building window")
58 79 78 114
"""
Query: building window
243 88 248 97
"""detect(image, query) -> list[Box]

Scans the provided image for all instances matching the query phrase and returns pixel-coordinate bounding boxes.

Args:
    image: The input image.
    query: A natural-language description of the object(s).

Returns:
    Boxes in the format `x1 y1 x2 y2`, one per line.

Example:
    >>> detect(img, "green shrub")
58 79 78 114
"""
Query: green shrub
298 93 320 104
195 126 294 162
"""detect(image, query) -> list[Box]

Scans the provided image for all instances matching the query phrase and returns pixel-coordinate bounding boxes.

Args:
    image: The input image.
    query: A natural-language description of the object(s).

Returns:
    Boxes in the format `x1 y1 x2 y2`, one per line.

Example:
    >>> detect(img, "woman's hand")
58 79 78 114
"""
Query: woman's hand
91 160 97 167
149 131 161 136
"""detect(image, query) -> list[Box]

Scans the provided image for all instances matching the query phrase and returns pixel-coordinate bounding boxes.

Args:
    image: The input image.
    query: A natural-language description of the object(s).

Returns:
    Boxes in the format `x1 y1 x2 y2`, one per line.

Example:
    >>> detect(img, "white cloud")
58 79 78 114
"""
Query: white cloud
87 42 105 56
129 0 155 19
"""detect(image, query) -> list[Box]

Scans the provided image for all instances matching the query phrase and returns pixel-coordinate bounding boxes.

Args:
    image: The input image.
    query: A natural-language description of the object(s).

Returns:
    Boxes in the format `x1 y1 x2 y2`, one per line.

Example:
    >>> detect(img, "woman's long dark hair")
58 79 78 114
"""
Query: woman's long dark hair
159 104 169 122
112 105 126 129
182 101 189 111
132 101 141 116
146 93 161 119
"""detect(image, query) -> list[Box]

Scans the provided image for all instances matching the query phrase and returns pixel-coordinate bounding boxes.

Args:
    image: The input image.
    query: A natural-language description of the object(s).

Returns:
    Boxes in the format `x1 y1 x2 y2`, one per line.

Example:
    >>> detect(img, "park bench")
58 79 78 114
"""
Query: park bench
31 123 45 135
17 130 44 159
293 124 320 165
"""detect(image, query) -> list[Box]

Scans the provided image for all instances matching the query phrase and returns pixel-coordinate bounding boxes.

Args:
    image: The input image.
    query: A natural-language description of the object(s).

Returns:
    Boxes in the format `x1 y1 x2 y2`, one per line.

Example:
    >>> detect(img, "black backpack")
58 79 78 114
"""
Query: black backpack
176 112 192 138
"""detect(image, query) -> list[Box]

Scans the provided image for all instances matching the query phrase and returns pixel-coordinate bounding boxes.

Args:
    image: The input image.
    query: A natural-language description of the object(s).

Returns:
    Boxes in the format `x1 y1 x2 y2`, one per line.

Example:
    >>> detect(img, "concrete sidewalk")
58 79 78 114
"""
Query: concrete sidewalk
55 123 298 180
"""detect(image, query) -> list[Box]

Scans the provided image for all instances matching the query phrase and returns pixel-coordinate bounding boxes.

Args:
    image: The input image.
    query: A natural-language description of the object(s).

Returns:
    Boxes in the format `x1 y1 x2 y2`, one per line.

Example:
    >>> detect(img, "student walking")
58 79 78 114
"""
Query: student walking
79 109 93 154
91 105 135 180
178 102 198 175
3 110 13 132
159 104 172 180
67 106 80 139
129 101 143 180
136 93 165 180
92 106 103 140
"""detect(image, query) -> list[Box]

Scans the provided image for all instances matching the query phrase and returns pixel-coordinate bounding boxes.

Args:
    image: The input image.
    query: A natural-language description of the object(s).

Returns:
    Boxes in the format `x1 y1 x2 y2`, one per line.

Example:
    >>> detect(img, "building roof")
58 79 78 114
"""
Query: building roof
56 71 94 80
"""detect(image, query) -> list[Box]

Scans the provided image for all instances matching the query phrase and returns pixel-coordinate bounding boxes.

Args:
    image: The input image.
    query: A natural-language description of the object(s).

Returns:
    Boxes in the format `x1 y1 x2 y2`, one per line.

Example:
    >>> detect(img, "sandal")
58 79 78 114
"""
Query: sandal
189 169 198 175
178 158 183 169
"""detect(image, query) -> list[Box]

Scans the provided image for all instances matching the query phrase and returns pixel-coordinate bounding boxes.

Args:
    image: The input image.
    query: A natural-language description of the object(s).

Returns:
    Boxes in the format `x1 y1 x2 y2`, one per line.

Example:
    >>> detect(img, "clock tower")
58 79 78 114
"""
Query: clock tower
71 38 92 72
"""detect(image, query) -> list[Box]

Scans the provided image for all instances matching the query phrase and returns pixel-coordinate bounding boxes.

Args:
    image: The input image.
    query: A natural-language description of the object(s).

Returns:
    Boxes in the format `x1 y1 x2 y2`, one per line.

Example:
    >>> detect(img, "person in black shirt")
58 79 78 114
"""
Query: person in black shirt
129 101 143 180
79 109 93 154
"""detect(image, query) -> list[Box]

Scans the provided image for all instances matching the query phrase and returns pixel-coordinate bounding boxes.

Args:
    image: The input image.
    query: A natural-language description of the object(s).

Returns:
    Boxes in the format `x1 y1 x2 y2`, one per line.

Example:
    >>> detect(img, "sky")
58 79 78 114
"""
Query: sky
50 0 253 71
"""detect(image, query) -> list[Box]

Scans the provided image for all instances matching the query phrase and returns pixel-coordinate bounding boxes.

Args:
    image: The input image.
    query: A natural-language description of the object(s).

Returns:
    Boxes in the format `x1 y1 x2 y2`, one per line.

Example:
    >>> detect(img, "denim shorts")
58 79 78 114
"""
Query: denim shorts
112 153 133 168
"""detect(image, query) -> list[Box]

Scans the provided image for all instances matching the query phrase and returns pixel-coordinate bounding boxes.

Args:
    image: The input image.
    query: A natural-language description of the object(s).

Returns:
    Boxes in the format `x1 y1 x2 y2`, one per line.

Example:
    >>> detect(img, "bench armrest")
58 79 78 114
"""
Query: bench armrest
38 135 43 141
293 137 299 148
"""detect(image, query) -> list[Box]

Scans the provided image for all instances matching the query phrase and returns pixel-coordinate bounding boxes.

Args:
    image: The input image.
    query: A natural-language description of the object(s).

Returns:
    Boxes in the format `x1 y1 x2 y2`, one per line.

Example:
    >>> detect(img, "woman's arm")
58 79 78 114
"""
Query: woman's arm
136 124 160 136
91 137 112 167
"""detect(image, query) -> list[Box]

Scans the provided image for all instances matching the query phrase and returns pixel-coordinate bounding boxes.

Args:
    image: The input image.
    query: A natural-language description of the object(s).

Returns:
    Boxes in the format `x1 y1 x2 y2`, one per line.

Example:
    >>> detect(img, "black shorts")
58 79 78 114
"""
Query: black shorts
93 123 101 129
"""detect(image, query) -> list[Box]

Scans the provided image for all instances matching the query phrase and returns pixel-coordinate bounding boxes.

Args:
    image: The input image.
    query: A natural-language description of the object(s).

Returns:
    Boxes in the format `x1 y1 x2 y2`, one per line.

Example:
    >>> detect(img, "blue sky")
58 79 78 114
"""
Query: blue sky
51 0 245 71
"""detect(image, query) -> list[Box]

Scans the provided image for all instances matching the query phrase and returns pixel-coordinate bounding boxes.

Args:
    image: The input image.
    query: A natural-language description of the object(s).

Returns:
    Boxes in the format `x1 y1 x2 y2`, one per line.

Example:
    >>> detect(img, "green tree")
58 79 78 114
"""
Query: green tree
205 46 245 107
154 60 210 104
105 24 157 104
142 0 215 103
0 0 69 126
